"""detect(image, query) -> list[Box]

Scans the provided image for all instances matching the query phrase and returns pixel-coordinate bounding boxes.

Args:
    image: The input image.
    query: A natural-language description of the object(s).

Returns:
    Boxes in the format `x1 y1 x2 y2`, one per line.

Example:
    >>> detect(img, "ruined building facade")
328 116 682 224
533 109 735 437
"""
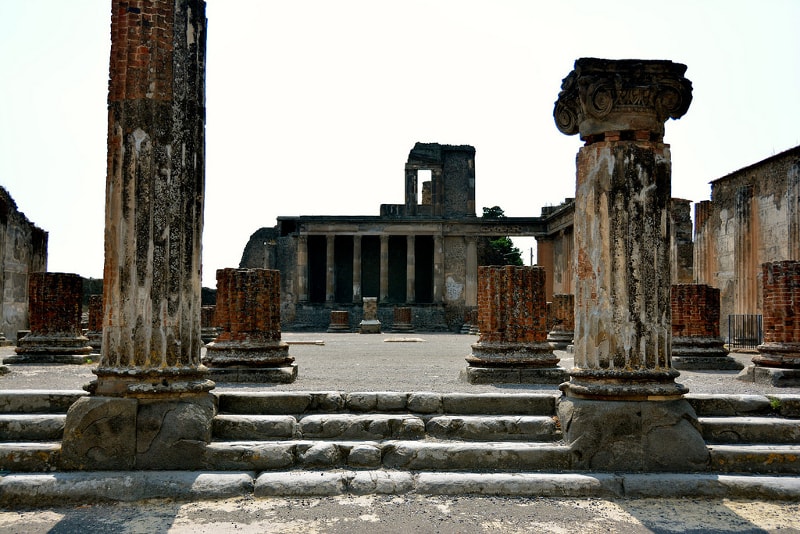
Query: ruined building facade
0 186 48 341
694 145 800 322
240 143 543 331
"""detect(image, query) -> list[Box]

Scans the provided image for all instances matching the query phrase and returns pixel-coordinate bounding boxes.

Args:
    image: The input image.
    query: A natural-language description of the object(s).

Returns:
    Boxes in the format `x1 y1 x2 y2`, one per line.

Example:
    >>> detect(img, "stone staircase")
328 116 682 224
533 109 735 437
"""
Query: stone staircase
0 390 798 475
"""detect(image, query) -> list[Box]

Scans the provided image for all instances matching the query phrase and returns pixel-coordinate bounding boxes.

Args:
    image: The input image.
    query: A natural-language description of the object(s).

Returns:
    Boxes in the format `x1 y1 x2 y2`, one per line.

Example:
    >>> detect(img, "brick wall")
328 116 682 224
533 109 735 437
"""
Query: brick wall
549 293 575 332
477 265 547 343
671 284 721 338
87 294 103 332
761 260 800 344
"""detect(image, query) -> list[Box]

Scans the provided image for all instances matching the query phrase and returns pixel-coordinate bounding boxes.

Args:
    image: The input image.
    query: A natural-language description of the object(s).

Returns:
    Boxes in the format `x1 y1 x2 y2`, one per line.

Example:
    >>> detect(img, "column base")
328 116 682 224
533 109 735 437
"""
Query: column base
752 342 800 369
208 363 298 384
460 366 568 384
89 367 215 397
392 323 415 333
672 337 742 370
14 335 93 357
3 353 92 365
469 341 559 367
736 365 800 387
327 325 351 333
61 393 215 470
559 369 688 401
359 320 382 334
204 340 293 367
557 396 709 471
546 330 574 350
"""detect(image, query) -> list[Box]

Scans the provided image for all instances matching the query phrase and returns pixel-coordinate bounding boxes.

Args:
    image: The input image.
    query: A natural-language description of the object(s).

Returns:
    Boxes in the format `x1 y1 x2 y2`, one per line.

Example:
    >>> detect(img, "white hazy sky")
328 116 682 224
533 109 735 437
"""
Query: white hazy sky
1 1 799 285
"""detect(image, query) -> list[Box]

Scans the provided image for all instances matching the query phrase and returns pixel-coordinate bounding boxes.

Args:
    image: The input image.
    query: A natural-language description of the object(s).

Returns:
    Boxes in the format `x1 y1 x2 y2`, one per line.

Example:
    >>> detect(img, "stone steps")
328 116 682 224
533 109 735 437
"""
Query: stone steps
0 414 66 441
700 416 800 444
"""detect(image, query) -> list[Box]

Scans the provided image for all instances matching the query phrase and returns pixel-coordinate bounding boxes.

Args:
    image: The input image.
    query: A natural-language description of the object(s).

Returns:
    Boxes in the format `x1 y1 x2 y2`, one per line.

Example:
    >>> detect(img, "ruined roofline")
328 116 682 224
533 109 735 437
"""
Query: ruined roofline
0 185 48 236
709 144 800 186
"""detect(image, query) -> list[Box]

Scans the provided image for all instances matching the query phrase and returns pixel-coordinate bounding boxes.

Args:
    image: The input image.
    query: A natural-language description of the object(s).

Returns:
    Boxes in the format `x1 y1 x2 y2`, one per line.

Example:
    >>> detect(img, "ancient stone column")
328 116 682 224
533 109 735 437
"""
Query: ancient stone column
464 265 566 384
546 293 574 350
352 235 362 303
61 0 213 471
328 310 351 333
200 305 218 344
86 294 103 352
205 268 296 383
433 235 444 303
297 234 309 302
553 58 708 472
406 235 415 303
465 236 478 307
671 284 742 370
325 234 335 304
359 296 381 334
9 272 92 363
738 261 800 386
379 235 389 302
392 306 415 333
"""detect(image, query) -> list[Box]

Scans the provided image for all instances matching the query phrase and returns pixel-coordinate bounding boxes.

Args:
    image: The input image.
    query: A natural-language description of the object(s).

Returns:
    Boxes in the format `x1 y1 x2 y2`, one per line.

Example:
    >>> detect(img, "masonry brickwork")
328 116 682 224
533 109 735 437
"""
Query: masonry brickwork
671 284 720 338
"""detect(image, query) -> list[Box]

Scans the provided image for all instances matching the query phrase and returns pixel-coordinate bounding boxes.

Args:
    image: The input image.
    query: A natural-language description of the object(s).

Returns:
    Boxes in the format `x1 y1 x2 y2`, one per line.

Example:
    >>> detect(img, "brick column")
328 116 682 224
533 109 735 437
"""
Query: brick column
464 266 565 384
671 284 741 370
392 306 415 333
546 293 574 350
11 272 92 363
200 305 218 344
406 235 415 303
553 58 708 472
738 261 800 386
328 310 351 333
205 268 295 383
61 0 213 471
86 294 103 351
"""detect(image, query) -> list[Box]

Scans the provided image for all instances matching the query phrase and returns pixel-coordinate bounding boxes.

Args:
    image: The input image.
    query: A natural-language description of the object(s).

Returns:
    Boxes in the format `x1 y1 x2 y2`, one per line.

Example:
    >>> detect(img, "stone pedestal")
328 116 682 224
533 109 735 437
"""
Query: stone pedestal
328 310 351 333
464 265 565 384
460 308 478 335
61 0 215 471
552 58 704 471
392 307 415 333
359 297 381 334
86 294 103 352
546 294 574 350
738 261 800 386
8 272 92 364
205 268 296 383
671 284 742 370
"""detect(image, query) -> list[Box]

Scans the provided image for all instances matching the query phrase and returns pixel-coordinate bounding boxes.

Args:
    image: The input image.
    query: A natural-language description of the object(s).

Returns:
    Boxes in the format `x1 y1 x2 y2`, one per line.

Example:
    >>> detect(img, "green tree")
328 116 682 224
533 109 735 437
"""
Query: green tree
479 206 523 266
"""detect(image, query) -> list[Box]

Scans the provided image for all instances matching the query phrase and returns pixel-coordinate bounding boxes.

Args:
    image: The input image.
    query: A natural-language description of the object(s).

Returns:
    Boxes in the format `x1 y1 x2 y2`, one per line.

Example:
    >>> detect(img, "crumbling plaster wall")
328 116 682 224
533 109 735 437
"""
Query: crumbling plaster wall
0 186 48 340
694 145 800 322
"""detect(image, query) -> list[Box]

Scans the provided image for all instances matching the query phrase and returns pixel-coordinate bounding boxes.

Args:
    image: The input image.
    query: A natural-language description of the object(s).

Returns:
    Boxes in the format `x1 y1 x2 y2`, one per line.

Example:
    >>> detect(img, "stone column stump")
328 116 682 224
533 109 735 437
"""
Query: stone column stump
738 261 800 386
671 284 742 370
359 297 381 334
546 294 575 350
553 58 708 472
463 265 566 384
200 305 219 344
205 268 296 383
392 306 415 333
328 310 351 333
86 294 103 352
8 272 92 364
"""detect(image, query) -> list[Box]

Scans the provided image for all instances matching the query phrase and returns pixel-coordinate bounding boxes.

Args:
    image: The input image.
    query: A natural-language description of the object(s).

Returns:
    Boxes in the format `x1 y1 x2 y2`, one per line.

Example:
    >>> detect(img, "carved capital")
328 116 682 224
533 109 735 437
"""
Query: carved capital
554 58 692 141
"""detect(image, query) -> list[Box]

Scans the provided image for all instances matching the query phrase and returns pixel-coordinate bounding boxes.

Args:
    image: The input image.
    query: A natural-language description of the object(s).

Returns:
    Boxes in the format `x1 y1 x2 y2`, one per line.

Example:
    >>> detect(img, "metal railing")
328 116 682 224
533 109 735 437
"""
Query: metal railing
727 314 763 350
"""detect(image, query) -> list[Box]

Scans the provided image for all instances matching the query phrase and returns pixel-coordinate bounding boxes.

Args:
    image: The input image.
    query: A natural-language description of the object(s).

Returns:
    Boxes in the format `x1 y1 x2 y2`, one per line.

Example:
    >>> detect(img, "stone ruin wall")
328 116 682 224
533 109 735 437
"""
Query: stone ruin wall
0 186 48 341
694 145 800 321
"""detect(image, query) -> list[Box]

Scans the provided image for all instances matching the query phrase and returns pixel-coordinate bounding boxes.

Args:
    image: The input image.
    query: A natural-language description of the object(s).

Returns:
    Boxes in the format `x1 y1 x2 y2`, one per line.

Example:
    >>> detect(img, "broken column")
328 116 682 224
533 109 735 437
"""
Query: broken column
464 265 566 384
328 310 351 333
358 296 381 334
671 284 742 370
554 58 708 471
86 294 103 352
738 260 800 386
205 268 296 383
200 305 218 344
61 1 213 471
546 293 574 350
392 306 415 333
8 272 92 364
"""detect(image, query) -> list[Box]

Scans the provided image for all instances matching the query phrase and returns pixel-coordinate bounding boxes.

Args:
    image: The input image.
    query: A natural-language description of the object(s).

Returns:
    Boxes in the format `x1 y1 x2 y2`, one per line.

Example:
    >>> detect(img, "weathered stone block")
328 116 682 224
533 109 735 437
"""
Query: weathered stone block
204 442 295 471
347 444 382 469
60 396 137 470
212 415 297 440
407 392 442 413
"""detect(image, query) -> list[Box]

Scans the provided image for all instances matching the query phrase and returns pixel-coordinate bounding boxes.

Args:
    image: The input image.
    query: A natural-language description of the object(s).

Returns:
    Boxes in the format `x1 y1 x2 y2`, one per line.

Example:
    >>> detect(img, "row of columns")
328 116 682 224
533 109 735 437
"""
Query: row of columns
296 233 459 304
